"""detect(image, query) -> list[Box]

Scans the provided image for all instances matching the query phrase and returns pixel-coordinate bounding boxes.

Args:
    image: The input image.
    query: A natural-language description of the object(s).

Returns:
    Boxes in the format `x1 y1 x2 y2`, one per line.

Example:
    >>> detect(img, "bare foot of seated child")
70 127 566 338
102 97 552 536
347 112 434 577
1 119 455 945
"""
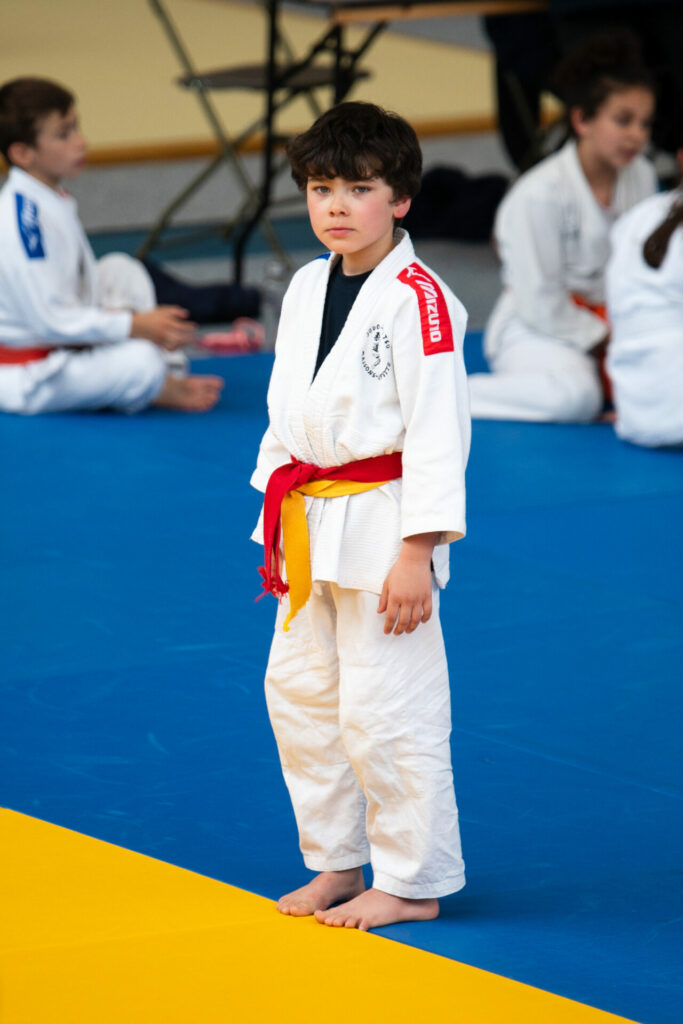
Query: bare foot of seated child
154 373 224 412
277 867 366 917
314 887 439 931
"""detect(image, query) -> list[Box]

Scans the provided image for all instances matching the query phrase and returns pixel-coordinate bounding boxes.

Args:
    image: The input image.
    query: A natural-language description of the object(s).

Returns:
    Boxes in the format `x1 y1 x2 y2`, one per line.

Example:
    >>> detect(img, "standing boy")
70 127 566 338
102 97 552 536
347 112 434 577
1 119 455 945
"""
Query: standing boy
0 77 229 414
252 103 471 930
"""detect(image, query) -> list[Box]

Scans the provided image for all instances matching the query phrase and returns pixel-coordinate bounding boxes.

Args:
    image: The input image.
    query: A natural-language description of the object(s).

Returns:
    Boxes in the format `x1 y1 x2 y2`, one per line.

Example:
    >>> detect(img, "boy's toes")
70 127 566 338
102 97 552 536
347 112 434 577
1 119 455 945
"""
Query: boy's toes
315 908 353 927
278 898 308 916
287 902 310 917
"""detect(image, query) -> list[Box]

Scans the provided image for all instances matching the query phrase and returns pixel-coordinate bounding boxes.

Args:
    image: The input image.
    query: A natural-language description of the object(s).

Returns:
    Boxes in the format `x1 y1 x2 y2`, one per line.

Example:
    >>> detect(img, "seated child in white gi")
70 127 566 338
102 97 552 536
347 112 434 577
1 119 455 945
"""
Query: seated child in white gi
468 31 657 423
0 77 236 414
251 102 471 930
606 145 683 448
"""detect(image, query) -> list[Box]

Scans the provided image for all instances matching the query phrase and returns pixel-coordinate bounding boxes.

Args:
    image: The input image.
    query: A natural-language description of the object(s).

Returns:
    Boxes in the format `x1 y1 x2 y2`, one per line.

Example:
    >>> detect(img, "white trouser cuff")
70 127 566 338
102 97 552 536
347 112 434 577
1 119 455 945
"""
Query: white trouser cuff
303 851 370 873
372 870 466 901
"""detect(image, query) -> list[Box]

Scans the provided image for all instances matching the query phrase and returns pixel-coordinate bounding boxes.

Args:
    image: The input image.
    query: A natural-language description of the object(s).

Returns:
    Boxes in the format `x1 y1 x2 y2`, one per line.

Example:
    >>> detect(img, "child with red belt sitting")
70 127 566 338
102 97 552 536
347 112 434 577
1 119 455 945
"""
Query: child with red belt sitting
0 77 237 413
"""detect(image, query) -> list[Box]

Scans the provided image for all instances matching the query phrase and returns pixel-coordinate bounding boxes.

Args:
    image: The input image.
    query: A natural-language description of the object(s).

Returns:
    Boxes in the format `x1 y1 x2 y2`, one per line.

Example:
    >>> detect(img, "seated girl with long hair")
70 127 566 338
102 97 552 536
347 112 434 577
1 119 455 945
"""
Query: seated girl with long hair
606 147 683 447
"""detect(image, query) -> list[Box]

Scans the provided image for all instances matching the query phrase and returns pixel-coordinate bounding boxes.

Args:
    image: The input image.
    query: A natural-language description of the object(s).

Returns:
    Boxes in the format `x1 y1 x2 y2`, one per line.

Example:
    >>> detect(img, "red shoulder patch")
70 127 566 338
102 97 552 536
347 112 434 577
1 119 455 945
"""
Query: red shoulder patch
397 263 454 355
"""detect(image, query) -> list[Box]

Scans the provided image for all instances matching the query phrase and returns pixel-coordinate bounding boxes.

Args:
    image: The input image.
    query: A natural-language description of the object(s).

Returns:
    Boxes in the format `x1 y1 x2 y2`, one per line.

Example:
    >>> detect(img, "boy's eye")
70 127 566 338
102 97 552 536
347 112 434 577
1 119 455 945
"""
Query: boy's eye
353 185 371 194
312 185 330 194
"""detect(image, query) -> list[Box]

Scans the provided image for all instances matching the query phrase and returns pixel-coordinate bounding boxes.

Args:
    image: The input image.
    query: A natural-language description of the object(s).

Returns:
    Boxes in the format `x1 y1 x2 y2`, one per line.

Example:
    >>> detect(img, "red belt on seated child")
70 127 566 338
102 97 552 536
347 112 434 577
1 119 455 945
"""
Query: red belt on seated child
0 344 52 365
260 452 403 631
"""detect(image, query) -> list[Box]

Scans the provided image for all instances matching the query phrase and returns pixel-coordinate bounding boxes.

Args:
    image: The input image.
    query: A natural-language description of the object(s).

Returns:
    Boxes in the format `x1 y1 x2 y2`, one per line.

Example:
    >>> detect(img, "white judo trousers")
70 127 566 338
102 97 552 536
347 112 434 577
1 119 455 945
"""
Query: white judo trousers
608 325 683 447
468 141 656 422
469 301 603 422
606 190 683 448
0 339 166 414
265 582 465 899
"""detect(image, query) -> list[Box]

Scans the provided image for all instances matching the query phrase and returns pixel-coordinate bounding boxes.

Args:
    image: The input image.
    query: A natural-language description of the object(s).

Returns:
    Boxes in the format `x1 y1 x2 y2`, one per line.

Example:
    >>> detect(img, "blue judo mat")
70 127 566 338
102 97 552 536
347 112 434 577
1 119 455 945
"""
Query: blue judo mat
1 341 682 1024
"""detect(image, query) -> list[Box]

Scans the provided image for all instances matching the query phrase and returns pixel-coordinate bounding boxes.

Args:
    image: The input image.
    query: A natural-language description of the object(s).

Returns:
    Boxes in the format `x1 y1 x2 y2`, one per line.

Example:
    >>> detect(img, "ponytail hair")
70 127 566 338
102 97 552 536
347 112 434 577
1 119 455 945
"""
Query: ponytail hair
643 195 683 269
553 29 654 131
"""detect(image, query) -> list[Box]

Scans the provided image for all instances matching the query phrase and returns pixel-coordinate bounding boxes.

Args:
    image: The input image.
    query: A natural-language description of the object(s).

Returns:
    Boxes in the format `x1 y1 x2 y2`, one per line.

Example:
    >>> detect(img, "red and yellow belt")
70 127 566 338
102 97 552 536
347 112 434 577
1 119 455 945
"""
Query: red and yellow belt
260 452 403 631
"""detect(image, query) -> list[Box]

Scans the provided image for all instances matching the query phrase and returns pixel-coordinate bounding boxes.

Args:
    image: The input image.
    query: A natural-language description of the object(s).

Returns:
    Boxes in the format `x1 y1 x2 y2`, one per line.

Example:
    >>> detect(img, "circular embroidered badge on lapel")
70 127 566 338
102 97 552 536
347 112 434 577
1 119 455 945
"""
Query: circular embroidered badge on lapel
361 324 391 380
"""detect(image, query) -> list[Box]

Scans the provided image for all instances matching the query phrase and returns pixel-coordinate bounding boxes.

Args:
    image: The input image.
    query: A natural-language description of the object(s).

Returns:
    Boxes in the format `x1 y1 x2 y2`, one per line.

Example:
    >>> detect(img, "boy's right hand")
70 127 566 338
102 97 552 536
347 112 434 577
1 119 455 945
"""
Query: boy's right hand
131 306 197 349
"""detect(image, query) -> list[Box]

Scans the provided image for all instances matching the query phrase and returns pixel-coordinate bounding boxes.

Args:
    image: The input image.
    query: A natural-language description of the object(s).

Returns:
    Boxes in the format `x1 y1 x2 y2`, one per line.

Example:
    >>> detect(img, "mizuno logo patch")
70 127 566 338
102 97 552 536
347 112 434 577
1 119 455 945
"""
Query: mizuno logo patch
398 263 453 355
16 194 45 259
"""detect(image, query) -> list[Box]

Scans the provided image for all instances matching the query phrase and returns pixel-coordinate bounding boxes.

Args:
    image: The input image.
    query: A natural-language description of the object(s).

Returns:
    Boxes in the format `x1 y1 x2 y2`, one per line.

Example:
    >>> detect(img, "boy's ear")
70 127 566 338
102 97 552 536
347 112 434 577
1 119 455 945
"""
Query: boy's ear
393 196 411 219
7 141 35 171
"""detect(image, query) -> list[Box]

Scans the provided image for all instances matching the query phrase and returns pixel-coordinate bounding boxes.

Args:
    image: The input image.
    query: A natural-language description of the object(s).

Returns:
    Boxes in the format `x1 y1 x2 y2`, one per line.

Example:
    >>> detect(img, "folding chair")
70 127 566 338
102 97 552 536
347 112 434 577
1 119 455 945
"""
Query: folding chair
141 0 380 282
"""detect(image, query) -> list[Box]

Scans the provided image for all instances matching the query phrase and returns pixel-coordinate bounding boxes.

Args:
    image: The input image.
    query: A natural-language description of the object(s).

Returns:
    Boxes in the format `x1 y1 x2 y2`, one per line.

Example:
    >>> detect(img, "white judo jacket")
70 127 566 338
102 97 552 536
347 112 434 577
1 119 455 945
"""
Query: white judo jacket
486 140 656 357
607 190 683 336
251 231 471 595
606 190 683 447
0 167 132 348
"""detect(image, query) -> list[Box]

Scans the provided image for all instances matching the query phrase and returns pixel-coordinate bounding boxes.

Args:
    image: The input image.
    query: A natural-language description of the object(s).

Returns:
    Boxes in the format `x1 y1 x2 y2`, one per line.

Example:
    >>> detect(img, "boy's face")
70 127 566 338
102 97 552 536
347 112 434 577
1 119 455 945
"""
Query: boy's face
306 176 411 275
11 106 87 189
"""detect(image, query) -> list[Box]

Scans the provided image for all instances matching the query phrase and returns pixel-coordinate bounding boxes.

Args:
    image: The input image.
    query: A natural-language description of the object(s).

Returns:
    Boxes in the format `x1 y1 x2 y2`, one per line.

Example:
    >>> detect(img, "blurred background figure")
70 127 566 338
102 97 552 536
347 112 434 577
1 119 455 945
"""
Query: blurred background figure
485 0 683 173
606 142 683 448
468 31 656 422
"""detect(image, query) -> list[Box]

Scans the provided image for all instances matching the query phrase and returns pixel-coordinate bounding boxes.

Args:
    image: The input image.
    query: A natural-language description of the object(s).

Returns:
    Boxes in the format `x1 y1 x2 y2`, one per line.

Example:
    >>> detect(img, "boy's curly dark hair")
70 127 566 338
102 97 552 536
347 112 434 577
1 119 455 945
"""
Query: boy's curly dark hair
287 101 422 199
0 77 74 163
553 29 654 126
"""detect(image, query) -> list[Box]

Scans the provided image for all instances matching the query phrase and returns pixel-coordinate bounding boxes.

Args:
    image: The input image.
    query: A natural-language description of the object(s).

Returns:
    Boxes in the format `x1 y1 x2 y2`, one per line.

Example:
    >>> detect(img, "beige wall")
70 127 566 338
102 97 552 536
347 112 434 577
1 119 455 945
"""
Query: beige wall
2 0 496 156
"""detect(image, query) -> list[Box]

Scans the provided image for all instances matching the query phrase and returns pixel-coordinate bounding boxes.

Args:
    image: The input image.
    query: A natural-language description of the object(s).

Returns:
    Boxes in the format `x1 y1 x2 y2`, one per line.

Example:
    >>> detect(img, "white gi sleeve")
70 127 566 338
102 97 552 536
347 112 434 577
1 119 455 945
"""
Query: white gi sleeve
250 420 290 546
249 303 298 544
249 279 299 495
8 227 132 346
392 279 470 544
250 425 291 494
500 190 606 352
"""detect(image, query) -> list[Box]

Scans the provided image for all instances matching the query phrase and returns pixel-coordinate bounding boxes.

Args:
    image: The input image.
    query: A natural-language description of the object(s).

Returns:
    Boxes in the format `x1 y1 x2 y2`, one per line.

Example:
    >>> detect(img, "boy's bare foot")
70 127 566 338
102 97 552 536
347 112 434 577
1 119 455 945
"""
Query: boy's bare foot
314 887 439 931
277 868 365 917
154 373 223 412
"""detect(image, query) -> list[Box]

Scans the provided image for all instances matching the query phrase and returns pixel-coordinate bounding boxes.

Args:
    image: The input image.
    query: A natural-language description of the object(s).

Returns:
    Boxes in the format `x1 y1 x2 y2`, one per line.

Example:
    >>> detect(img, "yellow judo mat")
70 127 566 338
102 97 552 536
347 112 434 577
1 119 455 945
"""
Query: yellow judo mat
0 809 639 1024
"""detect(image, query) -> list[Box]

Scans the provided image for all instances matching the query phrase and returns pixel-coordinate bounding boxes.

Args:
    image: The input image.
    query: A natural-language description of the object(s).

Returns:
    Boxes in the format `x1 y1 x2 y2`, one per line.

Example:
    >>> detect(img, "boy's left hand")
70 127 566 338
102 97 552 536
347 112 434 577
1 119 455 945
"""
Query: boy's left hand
378 533 438 636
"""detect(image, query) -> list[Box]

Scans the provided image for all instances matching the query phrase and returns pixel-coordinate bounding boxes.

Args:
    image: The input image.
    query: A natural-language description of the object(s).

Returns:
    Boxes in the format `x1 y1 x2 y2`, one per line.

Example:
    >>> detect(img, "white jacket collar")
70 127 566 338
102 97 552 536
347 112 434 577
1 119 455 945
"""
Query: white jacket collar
8 166 73 209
